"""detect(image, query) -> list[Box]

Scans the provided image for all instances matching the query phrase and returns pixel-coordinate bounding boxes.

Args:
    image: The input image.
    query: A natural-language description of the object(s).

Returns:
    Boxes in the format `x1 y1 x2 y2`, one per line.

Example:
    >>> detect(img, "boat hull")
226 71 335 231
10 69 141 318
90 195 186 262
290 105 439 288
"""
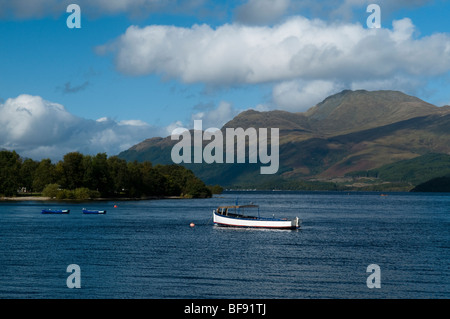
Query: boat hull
41 209 70 214
82 210 106 214
213 212 299 229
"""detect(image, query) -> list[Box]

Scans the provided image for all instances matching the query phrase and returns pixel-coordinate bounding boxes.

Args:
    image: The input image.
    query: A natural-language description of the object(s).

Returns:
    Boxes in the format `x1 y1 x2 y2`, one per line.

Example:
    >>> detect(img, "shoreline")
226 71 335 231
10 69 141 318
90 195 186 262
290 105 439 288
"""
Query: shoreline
1 196 52 201
0 196 185 202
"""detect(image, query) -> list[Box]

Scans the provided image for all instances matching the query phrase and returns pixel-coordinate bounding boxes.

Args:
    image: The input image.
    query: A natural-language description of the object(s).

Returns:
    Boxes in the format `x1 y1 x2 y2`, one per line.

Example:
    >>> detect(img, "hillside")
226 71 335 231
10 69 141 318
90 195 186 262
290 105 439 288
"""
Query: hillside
118 90 450 190
304 90 439 134
411 176 450 192
347 153 450 186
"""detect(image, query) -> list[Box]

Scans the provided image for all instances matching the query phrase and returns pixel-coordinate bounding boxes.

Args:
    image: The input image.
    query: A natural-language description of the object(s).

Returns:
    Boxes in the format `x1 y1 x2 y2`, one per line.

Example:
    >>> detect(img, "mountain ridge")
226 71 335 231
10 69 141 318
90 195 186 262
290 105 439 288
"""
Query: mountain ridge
118 90 450 190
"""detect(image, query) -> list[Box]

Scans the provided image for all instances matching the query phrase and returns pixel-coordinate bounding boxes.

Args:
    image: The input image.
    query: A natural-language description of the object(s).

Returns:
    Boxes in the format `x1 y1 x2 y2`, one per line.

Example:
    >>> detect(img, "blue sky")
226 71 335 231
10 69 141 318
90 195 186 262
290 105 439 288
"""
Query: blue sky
1 0 450 161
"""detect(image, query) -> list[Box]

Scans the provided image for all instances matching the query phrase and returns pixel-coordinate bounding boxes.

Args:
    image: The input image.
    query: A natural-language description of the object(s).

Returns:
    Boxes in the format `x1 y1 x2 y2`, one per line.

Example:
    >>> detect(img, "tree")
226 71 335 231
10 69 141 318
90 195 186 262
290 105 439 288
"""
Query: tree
0 150 22 196
127 161 144 197
60 152 85 190
208 184 223 194
0 150 212 199
32 159 57 192
107 156 129 195
183 177 212 198
140 161 168 196
73 187 92 200
164 176 182 196
20 158 39 192
154 164 211 198
42 183 59 198
90 153 110 195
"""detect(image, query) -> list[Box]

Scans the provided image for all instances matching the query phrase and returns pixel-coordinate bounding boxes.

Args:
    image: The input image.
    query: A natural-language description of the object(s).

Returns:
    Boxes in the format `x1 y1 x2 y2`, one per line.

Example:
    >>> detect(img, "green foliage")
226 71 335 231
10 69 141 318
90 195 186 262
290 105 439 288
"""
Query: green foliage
42 184 60 198
60 152 85 190
231 178 345 191
347 153 450 185
43 184 101 200
73 187 92 200
56 189 74 200
0 150 22 196
20 159 39 192
32 159 57 192
208 185 224 194
183 178 212 198
154 164 211 198
411 176 450 192
0 150 211 199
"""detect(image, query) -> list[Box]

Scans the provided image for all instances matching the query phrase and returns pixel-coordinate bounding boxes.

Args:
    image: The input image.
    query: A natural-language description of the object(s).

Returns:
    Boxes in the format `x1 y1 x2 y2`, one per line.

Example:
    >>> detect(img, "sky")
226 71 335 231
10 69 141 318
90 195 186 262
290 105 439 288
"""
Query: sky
1 0 450 161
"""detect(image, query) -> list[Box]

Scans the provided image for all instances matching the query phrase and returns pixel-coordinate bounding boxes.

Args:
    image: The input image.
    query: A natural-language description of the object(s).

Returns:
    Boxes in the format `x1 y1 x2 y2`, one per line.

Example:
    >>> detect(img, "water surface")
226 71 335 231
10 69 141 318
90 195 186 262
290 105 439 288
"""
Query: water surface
0 191 449 299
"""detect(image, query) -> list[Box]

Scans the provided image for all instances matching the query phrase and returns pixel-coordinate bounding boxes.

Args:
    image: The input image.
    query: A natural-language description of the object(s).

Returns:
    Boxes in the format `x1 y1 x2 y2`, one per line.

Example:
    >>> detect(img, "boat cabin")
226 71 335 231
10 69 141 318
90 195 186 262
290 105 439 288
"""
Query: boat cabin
215 205 259 219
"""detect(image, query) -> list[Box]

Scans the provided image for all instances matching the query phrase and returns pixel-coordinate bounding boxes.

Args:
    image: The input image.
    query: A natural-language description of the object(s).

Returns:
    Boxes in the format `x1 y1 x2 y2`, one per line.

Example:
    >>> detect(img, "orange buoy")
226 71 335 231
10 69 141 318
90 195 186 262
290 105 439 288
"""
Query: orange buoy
114 205 117 208
190 222 195 227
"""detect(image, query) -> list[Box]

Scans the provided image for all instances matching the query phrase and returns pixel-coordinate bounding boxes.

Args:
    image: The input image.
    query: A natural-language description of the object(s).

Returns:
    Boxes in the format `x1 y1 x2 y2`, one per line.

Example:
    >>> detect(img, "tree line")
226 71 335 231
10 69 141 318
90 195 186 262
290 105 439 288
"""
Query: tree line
0 150 216 199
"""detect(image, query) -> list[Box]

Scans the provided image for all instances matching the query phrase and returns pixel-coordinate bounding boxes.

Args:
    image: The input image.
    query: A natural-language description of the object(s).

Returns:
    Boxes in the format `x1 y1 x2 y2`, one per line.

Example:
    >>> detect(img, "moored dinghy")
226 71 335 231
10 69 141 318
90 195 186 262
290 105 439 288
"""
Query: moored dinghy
41 209 70 214
82 209 106 214
213 204 300 229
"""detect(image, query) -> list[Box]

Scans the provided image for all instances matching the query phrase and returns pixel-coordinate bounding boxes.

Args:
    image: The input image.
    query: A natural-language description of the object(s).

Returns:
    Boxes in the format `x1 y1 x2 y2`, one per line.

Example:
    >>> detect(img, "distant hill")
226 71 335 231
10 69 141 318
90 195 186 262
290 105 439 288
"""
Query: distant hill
347 153 450 185
411 176 450 192
118 90 450 190
304 90 439 134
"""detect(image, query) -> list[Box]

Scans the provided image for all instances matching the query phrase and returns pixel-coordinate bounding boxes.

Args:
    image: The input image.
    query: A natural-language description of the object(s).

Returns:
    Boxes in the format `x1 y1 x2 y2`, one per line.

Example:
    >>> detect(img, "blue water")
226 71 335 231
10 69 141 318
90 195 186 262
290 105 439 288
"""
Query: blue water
0 191 449 299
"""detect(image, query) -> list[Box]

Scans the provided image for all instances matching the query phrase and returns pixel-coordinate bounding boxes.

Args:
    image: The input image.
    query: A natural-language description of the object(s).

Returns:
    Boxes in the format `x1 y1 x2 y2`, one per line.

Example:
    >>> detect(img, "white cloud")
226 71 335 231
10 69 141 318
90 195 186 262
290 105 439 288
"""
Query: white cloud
96 117 109 122
234 0 290 25
191 101 240 129
118 119 149 126
350 75 424 94
165 101 240 134
0 94 161 161
165 120 185 136
99 16 450 89
272 80 344 112
0 94 80 146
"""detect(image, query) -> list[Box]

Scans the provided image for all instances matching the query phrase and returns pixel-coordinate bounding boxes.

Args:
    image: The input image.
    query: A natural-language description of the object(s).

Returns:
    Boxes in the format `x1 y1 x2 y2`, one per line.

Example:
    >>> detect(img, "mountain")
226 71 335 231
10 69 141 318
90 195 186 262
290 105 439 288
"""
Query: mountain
411 176 450 192
305 90 439 134
118 90 450 190
348 153 450 185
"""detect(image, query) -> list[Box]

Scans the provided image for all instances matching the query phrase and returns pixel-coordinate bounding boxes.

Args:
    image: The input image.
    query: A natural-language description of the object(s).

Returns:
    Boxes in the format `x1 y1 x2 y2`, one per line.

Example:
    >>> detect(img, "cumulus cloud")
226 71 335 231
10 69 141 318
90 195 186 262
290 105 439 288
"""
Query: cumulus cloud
191 101 240 129
98 16 450 90
273 80 344 112
163 101 241 135
165 120 185 136
0 94 162 161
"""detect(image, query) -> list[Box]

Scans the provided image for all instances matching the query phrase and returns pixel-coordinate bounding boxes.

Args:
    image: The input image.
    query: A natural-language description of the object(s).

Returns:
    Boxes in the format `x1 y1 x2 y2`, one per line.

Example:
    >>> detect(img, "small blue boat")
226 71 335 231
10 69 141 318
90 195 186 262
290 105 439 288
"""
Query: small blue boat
82 209 106 214
41 209 70 214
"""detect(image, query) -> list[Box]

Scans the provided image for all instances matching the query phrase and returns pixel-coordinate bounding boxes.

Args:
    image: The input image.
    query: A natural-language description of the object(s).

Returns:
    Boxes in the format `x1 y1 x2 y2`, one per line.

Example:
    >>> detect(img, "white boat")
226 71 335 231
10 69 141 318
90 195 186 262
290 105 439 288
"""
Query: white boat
213 204 300 229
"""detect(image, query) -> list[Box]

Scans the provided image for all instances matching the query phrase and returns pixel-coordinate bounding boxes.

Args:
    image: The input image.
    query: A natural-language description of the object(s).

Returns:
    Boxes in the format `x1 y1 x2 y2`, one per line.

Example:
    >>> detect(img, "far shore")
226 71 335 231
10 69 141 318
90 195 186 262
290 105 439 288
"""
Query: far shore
1 196 52 201
0 195 185 202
